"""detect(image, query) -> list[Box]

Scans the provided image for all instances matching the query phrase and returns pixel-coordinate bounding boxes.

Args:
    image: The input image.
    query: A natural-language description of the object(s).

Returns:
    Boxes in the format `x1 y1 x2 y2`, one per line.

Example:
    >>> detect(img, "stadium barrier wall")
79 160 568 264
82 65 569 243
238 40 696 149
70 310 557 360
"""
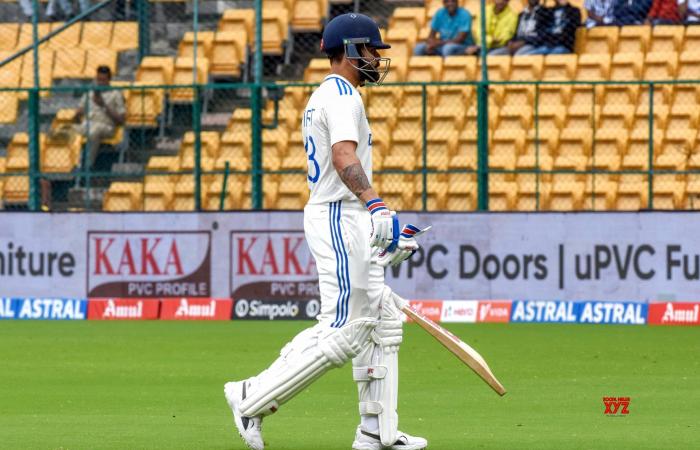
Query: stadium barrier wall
0 211 698 325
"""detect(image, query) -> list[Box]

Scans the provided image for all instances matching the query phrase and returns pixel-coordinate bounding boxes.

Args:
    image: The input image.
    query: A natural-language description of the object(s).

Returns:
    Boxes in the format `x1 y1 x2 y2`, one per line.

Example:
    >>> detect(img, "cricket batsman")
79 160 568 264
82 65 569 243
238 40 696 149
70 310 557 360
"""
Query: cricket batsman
225 13 428 450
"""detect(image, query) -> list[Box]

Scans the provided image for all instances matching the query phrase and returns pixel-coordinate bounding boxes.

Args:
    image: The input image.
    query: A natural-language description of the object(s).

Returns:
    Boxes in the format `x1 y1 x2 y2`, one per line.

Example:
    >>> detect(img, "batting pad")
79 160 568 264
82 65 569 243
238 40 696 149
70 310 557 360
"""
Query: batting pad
239 318 377 417
352 288 403 446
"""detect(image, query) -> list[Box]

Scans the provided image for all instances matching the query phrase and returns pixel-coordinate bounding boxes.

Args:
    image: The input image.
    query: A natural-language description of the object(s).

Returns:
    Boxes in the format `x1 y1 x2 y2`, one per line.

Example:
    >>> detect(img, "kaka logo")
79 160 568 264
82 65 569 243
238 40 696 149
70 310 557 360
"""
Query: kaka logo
87 232 211 298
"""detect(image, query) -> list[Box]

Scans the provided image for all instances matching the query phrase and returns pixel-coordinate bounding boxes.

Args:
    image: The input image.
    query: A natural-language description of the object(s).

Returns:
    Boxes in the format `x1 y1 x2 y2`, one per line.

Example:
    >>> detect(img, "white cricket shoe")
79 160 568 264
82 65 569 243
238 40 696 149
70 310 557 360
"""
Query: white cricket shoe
352 426 428 450
224 381 264 450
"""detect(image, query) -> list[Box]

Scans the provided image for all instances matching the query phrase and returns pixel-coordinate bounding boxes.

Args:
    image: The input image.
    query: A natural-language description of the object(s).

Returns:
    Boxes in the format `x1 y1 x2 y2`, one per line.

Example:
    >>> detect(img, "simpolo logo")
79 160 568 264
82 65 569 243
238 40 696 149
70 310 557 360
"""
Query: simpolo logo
234 299 302 320
305 299 321 318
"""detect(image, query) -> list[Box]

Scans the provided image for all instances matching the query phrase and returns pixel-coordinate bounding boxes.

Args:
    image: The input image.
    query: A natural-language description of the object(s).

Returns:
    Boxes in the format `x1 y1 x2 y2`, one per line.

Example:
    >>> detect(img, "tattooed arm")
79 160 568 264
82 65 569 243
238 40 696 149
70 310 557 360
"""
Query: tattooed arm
331 140 379 204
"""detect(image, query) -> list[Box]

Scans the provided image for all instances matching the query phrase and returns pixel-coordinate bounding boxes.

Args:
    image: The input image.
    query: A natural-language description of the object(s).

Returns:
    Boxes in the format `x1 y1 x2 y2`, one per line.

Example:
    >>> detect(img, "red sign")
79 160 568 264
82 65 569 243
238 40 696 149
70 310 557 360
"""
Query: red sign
648 302 700 326
160 298 232 320
408 300 443 323
88 298 159 320
603 396 631 415
477 300 512 323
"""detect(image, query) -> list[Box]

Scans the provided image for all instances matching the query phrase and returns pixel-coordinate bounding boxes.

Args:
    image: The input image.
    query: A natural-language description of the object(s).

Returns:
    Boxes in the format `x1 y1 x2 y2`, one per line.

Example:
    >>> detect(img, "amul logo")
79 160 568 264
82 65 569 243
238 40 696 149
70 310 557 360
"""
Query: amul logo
603 396 631 416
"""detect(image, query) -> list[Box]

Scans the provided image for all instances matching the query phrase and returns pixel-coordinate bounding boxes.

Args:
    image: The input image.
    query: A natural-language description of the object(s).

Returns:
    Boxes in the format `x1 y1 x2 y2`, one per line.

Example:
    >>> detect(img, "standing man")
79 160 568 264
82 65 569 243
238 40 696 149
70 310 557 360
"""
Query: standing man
414 0 474 57
224 13 429 450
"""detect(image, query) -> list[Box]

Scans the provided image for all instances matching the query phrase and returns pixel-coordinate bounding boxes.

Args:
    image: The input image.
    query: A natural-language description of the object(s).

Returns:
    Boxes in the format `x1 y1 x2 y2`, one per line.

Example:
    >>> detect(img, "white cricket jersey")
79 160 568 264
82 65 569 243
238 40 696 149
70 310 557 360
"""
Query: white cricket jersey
301 74 373 206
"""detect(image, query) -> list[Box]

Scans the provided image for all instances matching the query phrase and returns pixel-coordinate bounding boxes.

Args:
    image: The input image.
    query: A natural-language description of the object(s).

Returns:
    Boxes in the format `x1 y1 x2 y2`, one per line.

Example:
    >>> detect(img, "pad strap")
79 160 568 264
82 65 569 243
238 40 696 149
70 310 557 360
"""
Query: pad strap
359 401 383 415
352 365 388 381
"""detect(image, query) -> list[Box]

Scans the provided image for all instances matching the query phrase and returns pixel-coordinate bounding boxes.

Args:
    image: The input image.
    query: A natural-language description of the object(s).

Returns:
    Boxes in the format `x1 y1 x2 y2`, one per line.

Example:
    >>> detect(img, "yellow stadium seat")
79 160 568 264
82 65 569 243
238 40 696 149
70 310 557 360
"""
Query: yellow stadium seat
537 84 572 107
672 84 700 107
685 175 700 209
407 56 443 82
651 176 685 209
48 22 81 50
549 175 584 211
493 84 535 108
16 23 51 49
227 108 253 136
564 104 599 130
426 124 459 171
389 7 427 32
53 48 86 79
0 23 19 51
610 52 643 80
0 92 19 124
683 25 700 53
111 22 138 51
643 52 678 80
600 84 640 106
598 104 634 131
576 54 611 80
171 57 210 103
304 58 329 82
262 8 289 55
384 57 407 82
482 56 511 81
384 28 417 60
588 129 623 172
523 128 559 162
367 102 396 143
516 174 550 211
496 105 533 130
292 0 328 32
542 54 577 80
441 56 478 81
81 22 113 50
450 129 479 170
82 49 117 79
583 174 617 210
622 130 657 171
0 50 22 87
677 51 700 80
210 31 246 78
534 105 565 131
218 131 251 171
509 55 544 81
103 182 143 211
489 179 517 211
19 50 53 98
178 31 215 58
126 82 164 127
492 129 526 158
656 129 696 171
556 129 591 171
420 173 448 211
262 128 289 171
172 176 216 211
582 26 618 54
137 56 175 85
276 175 308 209
42 132 82 173
618 25 651 53
219 9 255 44
615 174 649 211
446 173 477 211
384 137 418 171
667 104 699 130
143 157 177 211
181 131 221 163
649 25 685 54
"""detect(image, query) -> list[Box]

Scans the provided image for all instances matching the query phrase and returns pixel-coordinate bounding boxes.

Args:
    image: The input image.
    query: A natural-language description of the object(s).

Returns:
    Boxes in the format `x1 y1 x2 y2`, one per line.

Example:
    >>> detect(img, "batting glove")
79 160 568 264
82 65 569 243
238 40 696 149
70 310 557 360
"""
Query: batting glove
377 224 432 267
367 198 395 250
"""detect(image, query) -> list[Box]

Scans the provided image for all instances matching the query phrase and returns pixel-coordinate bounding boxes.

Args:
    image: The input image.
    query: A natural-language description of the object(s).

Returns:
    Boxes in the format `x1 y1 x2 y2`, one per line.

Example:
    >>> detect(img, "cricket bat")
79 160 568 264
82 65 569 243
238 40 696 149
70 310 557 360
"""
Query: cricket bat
402 303 507 396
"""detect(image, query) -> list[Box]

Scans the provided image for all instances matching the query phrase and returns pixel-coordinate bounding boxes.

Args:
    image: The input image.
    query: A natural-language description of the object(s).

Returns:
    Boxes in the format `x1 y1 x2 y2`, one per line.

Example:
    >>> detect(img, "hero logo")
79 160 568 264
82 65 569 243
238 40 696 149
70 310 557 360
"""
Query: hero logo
234 299 303 320
441 300 477 323
88 232 211 298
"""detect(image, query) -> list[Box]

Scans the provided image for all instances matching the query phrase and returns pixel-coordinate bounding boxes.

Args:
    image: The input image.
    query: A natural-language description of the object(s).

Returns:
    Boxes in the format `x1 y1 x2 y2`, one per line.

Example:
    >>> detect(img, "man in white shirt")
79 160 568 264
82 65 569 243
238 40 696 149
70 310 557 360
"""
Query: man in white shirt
680 0 700 22
224 13 429 450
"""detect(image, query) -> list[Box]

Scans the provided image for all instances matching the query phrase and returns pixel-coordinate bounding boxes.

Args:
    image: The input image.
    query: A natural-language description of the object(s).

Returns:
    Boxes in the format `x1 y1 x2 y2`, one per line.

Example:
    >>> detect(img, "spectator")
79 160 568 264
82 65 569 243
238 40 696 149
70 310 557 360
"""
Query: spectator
490 0 550 55
646 0 681 23
614 0 653 24
46 0 74 21
529 0 582 55
584 0 615 27
679 0 700 23
464 0 519 55
414 0 474 57
18 0 38 21
74 66 125 172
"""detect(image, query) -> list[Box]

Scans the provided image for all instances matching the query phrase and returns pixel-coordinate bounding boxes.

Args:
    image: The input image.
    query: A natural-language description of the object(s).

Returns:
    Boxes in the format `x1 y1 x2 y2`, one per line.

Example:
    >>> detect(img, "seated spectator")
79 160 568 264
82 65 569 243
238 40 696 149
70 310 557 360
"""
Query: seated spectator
614 0 652 24
584 0 615 27
464 0 519 55
490 0 550 55
529 0 582 55
74 66 125 172
679 0 700 23
646 0 681 24
414 0 474 57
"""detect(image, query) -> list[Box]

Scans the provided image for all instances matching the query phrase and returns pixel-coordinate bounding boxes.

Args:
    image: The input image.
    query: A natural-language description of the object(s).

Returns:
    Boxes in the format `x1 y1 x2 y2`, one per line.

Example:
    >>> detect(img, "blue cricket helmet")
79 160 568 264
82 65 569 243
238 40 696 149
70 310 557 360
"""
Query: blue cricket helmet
321 13 391 55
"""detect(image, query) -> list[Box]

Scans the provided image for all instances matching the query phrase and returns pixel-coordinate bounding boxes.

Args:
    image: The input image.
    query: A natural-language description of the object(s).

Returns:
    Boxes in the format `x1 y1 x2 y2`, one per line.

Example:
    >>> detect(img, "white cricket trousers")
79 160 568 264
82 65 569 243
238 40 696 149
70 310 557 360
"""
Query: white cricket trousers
304 200 385 327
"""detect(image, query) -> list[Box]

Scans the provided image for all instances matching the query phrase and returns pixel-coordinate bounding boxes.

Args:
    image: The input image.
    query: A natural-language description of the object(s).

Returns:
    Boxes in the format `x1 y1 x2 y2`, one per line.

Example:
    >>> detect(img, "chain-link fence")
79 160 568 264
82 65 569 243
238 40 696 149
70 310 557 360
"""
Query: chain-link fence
0 0 699 212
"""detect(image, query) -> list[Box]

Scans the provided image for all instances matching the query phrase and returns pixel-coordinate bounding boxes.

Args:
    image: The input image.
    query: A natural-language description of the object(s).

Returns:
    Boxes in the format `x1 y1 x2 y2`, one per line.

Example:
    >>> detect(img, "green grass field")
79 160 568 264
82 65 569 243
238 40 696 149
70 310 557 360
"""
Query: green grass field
0 321 698 449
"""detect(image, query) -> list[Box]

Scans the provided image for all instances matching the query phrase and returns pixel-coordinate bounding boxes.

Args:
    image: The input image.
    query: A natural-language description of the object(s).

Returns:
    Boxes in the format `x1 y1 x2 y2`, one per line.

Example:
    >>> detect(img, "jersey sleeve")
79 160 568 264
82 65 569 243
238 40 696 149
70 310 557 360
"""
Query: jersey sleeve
326 94 363 147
